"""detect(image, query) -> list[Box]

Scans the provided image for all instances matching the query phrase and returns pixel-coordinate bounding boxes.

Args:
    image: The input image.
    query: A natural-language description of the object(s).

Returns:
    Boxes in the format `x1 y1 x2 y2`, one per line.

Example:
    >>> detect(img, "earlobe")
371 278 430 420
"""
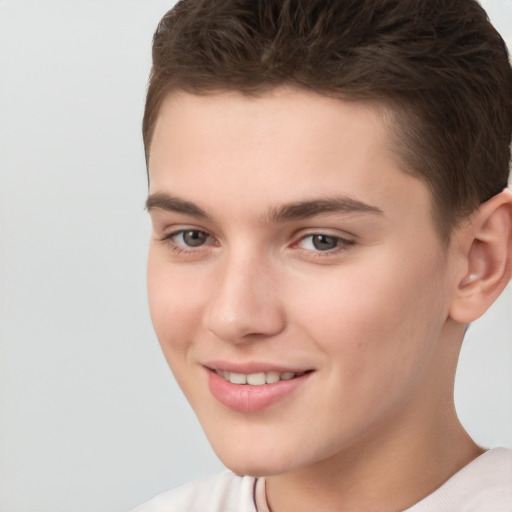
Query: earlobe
449 188 512 324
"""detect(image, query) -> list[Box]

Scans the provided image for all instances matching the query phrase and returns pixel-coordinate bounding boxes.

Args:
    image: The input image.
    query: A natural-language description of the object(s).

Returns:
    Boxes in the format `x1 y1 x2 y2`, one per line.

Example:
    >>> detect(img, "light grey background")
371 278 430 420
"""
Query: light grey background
0 1 510 511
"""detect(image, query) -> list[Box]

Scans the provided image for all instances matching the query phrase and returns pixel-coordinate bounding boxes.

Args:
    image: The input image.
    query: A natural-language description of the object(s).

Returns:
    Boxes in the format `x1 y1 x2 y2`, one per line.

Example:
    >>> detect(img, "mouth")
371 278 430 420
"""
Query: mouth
205 366 314 413
213 369 310 385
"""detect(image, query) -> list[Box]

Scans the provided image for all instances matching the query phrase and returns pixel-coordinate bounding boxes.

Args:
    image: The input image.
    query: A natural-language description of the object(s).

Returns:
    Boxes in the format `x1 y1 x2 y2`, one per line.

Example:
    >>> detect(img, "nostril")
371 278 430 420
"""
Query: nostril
201 258 286 342
203 299 286 343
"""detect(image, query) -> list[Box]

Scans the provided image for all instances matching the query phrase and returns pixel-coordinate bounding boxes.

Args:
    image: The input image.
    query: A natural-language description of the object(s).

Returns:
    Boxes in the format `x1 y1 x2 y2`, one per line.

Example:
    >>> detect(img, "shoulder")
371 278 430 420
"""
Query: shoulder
408 447 512 512
131 471 258 512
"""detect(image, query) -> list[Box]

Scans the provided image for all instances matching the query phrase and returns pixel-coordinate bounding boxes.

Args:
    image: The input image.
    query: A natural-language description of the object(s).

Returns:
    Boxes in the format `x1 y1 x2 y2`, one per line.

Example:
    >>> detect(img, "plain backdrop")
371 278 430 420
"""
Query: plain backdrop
0 1 511 511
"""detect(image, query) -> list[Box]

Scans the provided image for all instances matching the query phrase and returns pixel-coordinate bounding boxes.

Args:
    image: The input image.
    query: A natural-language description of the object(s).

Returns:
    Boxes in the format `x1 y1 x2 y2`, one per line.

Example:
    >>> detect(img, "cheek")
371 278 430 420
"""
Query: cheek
146 251 206 360
292 253 448 392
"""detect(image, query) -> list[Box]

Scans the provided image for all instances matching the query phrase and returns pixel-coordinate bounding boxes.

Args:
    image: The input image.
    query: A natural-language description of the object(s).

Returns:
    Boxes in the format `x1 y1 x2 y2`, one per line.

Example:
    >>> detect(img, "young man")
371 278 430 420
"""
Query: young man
134 0 512 510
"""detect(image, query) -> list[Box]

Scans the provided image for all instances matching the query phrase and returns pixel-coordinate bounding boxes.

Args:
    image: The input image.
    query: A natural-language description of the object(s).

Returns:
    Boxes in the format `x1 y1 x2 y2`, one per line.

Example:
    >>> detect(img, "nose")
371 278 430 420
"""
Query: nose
203 253 286 343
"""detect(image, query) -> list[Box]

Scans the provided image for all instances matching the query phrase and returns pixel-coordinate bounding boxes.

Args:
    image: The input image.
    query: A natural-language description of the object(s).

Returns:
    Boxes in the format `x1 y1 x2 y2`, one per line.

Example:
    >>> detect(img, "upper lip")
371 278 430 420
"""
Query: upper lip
203 360 314 375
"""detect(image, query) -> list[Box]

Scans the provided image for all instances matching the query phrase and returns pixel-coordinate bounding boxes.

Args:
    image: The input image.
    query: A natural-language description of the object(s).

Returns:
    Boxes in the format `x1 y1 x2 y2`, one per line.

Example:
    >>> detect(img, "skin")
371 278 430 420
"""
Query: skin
146 88 493 511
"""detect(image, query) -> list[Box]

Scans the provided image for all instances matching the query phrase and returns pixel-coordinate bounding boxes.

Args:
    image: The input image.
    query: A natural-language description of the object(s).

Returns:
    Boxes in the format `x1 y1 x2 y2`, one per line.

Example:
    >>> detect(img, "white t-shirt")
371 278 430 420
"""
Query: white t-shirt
132 447 512 512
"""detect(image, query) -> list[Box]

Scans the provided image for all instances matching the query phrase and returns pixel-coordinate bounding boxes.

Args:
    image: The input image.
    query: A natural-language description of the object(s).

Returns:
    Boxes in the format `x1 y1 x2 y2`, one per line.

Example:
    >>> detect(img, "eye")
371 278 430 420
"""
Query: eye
308 234 338 251
161 229 214 253
176 230 210 247
297 233 355 252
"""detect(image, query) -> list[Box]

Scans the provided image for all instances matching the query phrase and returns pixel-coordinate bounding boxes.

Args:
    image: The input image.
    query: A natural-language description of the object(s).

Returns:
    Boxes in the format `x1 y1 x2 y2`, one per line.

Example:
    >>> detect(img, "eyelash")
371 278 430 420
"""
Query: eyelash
294 234 356 256
160 229 215 255
160 229 356 258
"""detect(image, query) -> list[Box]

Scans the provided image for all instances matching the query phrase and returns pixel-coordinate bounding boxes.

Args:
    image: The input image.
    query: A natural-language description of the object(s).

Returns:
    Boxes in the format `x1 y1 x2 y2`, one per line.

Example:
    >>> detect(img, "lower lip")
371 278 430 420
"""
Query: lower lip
207 369 311 413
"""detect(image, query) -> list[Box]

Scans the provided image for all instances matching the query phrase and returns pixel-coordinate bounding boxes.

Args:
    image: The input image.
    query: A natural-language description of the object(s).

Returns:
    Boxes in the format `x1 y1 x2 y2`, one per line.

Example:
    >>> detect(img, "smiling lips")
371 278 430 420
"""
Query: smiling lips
214 369 306 385
207 367 312 413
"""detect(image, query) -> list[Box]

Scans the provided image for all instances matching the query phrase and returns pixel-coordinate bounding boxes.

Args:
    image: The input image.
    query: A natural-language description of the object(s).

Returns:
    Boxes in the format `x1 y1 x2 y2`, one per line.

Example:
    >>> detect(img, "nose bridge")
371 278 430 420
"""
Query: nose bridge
203 247 285 342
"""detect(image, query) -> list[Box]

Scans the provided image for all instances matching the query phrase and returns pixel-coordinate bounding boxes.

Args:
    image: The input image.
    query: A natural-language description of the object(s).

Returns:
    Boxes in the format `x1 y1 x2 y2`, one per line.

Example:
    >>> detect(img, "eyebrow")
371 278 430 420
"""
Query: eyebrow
145 192 384 222
267 196 384 223
145 193 209 218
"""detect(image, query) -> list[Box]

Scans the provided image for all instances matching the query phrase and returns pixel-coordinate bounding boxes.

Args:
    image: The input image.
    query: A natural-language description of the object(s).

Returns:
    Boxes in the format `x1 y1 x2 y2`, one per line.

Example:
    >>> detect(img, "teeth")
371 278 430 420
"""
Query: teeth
229 372 247 384
216 370 301 385
246 372 266 385
266 371 280 384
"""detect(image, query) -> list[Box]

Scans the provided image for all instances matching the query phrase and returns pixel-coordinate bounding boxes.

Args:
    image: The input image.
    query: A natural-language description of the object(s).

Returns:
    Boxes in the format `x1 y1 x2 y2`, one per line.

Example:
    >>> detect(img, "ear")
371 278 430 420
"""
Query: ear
449 188 512 323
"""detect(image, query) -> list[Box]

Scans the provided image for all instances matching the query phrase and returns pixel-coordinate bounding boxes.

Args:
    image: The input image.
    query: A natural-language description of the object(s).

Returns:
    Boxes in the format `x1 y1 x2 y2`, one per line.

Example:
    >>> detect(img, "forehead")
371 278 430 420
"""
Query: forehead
149 88 390 168
148 88 433 228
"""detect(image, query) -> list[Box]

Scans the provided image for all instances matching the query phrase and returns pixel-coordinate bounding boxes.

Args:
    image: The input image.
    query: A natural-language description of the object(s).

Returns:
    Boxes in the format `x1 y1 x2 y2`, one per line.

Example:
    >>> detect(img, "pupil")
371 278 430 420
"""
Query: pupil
183 231 207 247
312 235 337 251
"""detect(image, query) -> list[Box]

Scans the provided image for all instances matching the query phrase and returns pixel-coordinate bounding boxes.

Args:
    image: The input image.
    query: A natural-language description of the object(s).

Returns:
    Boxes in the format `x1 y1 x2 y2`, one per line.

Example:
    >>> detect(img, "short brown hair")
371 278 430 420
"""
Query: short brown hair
143 0 512 239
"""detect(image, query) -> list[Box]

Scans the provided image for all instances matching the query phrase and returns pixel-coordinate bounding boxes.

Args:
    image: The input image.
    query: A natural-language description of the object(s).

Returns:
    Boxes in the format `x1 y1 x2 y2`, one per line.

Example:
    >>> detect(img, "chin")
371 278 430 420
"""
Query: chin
208 434 307 478
220 455 291 478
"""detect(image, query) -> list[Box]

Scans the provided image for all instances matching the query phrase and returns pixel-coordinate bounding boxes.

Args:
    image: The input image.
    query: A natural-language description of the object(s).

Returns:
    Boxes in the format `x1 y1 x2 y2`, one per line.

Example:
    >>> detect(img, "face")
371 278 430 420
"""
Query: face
146 88 460 477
